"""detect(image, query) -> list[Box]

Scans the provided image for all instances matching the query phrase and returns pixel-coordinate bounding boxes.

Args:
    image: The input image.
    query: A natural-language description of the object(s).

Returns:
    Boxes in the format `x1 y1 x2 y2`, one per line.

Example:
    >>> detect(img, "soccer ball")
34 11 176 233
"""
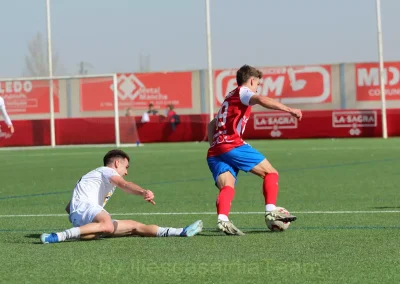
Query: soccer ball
266 207 291 232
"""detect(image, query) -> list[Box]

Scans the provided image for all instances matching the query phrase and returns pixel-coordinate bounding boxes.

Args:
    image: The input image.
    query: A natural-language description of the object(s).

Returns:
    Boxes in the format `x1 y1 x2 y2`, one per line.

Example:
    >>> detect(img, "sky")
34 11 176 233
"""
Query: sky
1 0 400 77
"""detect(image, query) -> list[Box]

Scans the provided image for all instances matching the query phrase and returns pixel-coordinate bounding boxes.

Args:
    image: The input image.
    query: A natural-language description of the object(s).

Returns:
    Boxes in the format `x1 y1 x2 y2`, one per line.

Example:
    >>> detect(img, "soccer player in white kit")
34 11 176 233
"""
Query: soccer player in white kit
0 97 14 134
40 149 203 244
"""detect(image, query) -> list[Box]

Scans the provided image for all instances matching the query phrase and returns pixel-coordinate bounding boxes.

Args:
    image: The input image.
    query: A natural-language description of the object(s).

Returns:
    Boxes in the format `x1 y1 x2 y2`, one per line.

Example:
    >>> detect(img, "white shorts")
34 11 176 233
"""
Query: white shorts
69 201 108 227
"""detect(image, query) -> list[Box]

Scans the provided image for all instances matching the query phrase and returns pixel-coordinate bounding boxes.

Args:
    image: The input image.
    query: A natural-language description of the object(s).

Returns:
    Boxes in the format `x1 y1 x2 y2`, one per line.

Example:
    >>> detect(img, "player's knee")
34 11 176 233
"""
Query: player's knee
217 181 235 190
269 168 278 175
251 159 278 178
100 222 115 234
217 171 236 189
260 169 278 179
261 168 279 179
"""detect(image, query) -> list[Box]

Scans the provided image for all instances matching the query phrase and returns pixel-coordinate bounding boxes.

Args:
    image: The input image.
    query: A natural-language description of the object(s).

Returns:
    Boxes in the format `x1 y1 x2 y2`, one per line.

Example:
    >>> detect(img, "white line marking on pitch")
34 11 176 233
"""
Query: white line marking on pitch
0 210 400 218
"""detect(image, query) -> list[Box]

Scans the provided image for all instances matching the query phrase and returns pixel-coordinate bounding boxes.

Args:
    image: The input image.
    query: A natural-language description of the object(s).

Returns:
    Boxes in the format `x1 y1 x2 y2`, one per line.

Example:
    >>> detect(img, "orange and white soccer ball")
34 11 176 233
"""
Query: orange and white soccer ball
266 207 291 232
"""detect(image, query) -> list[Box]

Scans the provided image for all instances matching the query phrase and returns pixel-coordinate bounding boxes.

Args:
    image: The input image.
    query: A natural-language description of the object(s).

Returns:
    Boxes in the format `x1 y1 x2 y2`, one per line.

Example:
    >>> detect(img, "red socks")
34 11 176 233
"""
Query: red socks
263 173 279 206
216 174 278 218
216 186 235 216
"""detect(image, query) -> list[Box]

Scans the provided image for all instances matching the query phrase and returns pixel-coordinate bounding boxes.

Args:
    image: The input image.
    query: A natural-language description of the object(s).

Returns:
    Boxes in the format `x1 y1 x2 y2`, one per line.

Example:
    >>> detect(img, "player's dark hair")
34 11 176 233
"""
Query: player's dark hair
103 149 130 166
236 65 263 86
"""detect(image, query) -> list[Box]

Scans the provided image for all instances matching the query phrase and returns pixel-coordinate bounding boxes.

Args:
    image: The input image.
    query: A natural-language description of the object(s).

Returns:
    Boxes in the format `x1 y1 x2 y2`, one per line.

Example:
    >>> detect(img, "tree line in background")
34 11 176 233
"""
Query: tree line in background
24 32 151 77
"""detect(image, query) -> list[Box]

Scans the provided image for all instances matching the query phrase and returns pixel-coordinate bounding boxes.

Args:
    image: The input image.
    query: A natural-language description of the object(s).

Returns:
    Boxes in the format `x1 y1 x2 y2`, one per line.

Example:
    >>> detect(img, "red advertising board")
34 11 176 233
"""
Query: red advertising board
214 65 332 106
250 110 381 138
80 72 193 111
2 109 400 147
356 62 400 101
0 80 59 114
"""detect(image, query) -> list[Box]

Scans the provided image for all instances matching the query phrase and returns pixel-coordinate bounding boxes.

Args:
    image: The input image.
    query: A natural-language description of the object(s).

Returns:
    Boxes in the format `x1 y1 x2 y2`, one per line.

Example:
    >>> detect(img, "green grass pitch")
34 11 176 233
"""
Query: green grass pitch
1 138 400 283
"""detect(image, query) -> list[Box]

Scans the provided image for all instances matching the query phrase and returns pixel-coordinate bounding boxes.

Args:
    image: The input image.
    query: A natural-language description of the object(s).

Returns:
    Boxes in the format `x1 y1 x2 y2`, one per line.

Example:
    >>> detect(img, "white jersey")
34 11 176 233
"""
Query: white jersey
70 166 120 210
0 97 12 126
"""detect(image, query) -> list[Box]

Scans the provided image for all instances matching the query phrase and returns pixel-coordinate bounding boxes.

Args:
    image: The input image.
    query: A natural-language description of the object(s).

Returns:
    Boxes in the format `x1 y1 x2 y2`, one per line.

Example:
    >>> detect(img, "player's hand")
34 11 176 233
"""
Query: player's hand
289 108 302 121
143 189 156 205
8 125 14 133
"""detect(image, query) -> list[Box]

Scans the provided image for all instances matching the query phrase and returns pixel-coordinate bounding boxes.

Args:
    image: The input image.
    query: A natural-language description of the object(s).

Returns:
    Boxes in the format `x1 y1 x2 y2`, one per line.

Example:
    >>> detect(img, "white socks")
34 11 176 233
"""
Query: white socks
217 214 229 222
56 227 81 242
156 227 183 237
266 204 276 212
56 226 185 240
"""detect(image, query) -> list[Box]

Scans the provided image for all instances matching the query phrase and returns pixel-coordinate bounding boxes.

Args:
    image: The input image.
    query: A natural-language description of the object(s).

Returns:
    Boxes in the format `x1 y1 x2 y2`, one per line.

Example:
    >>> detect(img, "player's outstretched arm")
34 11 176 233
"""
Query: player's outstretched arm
110 175 156 205
207 118 216 145
249 95 302 120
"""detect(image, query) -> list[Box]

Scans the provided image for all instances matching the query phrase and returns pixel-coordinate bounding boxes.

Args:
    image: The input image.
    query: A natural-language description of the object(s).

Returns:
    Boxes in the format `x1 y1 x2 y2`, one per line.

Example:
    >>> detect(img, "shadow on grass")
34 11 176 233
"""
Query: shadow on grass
371 206 400 209
24 233 42 244
198 228 271 237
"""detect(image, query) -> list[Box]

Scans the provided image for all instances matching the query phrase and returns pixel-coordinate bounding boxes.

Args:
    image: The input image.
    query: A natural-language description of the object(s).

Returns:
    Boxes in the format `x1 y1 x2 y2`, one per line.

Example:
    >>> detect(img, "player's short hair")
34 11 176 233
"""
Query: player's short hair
236 65 263 86
103 149 130 166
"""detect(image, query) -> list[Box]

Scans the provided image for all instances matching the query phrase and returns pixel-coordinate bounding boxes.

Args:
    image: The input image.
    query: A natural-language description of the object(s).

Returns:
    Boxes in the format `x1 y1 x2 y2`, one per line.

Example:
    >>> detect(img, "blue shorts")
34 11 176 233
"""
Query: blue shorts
207 144 265 183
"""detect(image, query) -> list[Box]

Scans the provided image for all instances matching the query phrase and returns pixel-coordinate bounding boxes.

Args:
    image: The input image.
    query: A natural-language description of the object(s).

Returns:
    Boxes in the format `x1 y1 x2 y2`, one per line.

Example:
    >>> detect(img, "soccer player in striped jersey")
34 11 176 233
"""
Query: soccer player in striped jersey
207 65 302 235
